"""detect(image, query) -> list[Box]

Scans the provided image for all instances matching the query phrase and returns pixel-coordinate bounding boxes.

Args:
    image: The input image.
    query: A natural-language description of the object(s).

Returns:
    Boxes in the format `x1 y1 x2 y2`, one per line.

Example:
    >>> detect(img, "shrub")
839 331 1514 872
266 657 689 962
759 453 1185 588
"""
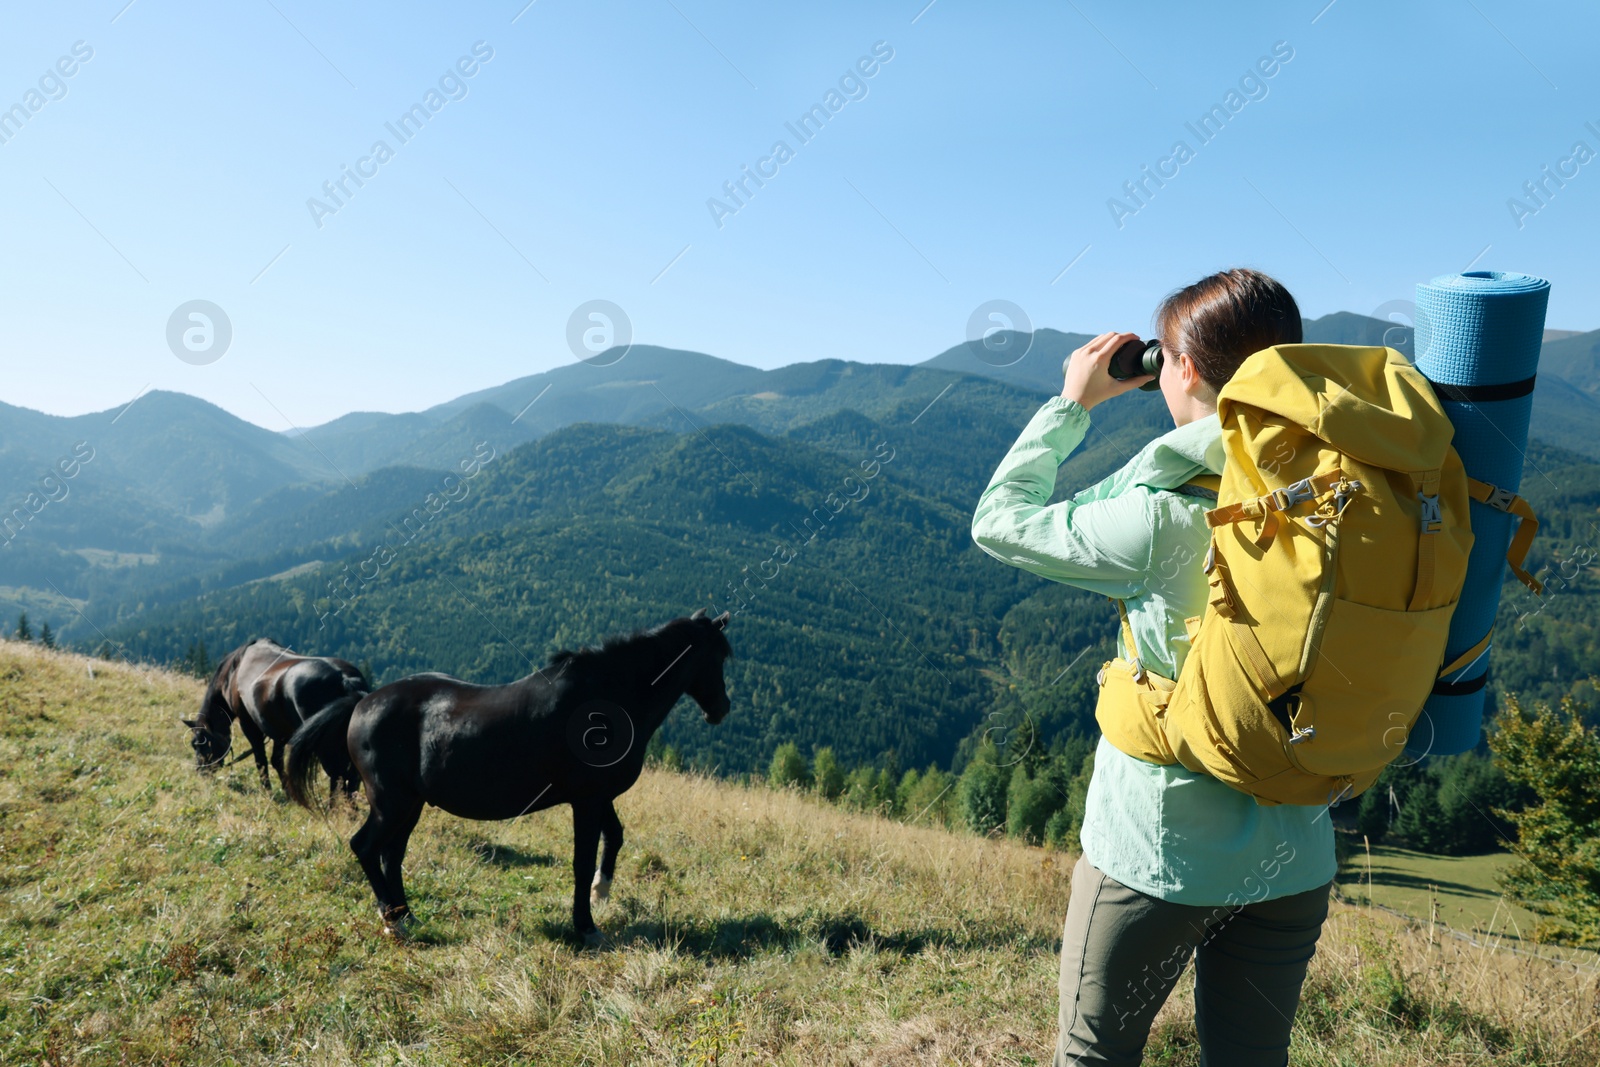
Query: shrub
901 767 956 827
842 766 880 812
1005 764 1063 846
958 738 1008 836
812 746 844 800
768 741 809 789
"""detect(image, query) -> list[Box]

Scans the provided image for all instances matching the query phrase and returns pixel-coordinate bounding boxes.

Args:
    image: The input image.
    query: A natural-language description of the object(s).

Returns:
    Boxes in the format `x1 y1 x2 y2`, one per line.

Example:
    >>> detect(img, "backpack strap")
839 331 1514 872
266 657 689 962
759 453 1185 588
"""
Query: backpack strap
1432 629 1495 696
1408 470 1442 612
1205 469 1346 549
1112 598 1144 681
1439 630 1494 680
1467 478 1544 594
1424 479 1543 696
1108 478 1220 682
1173 476 1221 501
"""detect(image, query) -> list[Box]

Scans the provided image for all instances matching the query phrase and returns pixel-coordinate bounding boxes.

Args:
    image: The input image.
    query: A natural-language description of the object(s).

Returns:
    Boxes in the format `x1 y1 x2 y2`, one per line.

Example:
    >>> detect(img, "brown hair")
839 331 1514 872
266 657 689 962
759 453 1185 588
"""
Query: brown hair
1155 268 1302 392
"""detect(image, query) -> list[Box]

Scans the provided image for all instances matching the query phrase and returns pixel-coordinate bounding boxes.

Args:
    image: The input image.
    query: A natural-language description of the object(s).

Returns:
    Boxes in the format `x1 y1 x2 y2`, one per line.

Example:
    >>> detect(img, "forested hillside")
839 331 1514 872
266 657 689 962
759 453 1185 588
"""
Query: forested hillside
94 407 1600 777
1491 442 1600 715
100 402 1121 773
7 318 1598 777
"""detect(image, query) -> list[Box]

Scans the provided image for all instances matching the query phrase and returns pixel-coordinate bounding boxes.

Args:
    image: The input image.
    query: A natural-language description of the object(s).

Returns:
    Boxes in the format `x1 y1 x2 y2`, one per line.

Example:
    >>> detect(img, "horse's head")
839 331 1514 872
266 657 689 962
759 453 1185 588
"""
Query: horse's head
184 708 230 770
683 609 733 724
186 646 241 770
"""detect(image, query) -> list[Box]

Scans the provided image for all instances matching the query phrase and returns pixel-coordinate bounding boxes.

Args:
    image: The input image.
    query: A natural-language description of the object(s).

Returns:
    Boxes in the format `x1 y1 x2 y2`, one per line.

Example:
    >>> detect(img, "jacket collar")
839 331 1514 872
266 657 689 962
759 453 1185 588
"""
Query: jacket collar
1128 413 1224 489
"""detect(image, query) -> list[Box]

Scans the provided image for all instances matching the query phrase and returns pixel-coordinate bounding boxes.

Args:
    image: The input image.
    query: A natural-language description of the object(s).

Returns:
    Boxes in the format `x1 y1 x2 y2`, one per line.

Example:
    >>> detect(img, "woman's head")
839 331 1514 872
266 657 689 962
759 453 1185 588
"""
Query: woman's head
1154 269 1301 425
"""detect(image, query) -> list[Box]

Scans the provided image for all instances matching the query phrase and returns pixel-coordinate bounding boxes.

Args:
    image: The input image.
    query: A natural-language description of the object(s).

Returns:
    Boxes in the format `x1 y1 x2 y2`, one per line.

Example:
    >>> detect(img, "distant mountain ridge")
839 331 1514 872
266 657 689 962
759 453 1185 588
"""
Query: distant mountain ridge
6 313 1593 497
2 311 1596 640
916 312 1426 396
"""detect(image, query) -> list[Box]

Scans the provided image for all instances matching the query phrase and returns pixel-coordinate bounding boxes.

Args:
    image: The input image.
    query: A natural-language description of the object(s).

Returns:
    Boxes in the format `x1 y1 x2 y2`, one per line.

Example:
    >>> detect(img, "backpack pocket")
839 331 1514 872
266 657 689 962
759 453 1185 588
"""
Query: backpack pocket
1093 658 1179 767
1288 597 1454 776
1163 607 1295 792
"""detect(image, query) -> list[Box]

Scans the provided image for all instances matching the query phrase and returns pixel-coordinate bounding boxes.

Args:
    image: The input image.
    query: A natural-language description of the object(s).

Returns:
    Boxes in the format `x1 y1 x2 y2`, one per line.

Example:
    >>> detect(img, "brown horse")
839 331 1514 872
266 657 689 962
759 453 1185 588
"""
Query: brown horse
284 610 732 944
186 638 367 800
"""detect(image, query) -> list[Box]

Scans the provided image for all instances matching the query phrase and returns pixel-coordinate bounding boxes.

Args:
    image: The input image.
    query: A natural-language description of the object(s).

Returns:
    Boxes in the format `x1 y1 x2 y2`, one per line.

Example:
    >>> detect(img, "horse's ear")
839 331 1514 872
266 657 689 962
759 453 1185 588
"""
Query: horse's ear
690 608 707 620
713 611 730 630
181 717 198 728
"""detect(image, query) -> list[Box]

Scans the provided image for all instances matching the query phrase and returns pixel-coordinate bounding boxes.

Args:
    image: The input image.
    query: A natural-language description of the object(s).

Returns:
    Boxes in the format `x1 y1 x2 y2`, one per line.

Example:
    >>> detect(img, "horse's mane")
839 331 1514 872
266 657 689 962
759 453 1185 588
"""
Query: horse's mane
544 616 729 680
545 631 649 677
197 642 251 729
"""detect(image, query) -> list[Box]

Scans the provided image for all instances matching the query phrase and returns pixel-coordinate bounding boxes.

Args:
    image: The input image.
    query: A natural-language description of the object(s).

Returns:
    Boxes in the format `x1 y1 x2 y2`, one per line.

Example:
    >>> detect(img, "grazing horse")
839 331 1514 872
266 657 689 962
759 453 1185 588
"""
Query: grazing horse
285 610 732 943
186 639 367 799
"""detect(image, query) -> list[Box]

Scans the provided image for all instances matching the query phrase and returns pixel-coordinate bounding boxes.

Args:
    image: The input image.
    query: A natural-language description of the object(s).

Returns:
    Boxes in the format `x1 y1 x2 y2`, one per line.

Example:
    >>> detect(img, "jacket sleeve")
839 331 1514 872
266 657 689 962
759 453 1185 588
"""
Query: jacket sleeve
970 396 1154 598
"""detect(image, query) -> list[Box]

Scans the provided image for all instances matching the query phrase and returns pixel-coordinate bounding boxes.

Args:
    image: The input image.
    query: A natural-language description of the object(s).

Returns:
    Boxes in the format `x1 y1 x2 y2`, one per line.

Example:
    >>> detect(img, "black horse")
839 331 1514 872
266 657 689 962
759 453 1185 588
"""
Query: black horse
285 609 732 943
186 639 366 799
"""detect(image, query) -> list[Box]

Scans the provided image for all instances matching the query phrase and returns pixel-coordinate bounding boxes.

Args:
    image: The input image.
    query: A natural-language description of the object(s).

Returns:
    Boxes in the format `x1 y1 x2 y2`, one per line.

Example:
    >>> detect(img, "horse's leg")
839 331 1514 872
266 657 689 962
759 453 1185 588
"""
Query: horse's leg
317 751 343 807
237 714 271 791
269 738 288 794
314 745 359 806
570 799 605 945
592 798 623 905
376 799 424 929
350 804 393 917
350 785 421 932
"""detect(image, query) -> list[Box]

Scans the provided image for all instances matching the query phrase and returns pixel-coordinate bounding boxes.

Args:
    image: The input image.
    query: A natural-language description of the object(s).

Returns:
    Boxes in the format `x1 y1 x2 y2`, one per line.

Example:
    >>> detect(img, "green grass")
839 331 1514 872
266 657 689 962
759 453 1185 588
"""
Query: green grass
3 641 1597 1065
1337 843 1537 935
1335 842 1600 972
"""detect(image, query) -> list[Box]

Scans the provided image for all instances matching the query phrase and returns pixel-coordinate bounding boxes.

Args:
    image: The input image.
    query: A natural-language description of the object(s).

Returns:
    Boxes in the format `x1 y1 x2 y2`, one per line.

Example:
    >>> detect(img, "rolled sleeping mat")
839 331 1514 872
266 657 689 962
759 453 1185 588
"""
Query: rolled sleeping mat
1406 270 1549 757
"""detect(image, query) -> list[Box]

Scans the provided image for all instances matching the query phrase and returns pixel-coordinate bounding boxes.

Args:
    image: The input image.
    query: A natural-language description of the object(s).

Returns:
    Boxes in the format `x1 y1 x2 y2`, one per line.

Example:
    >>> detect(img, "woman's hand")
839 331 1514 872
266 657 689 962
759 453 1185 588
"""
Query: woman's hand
1060 331 1155 410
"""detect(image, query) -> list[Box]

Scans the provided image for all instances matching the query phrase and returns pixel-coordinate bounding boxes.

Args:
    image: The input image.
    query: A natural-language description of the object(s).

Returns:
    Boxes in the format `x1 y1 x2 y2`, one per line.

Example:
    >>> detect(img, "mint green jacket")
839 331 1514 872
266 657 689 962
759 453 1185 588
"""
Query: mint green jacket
972 396 1334 905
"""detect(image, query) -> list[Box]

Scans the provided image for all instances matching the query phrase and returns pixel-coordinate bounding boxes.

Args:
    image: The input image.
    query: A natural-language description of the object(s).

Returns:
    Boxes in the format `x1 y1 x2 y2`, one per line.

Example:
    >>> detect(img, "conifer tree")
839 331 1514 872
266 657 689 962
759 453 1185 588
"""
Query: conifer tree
1492 696 1600 946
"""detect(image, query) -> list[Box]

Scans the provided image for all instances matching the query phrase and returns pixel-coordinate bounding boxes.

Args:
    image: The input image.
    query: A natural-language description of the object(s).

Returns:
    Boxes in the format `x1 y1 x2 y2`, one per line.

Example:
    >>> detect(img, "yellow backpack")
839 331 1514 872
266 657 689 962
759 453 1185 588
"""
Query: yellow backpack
1095 344 1537 806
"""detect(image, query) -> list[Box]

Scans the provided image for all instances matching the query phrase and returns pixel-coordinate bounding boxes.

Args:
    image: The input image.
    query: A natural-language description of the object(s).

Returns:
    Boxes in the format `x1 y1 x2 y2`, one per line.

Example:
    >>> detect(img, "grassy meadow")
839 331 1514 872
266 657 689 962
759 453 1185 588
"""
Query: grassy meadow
3 640 1598 1066
1337 844 1537 938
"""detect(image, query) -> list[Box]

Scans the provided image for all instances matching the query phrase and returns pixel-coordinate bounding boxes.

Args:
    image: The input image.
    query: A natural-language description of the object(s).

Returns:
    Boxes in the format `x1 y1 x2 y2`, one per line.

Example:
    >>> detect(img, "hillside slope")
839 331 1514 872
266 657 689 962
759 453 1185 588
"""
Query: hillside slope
1537 328 1600 395
2 643 1596 1065
100 417 1067 774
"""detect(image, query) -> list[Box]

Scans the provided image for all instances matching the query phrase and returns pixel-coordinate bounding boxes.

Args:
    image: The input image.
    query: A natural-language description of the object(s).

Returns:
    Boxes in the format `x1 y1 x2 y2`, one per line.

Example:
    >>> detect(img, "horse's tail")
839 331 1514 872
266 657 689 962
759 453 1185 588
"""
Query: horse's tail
286 680 363 810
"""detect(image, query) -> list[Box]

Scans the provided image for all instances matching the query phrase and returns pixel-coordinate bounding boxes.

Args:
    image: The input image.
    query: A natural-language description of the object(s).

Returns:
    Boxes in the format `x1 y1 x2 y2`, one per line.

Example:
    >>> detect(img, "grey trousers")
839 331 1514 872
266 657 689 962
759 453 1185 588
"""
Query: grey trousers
1055 854 1330 1066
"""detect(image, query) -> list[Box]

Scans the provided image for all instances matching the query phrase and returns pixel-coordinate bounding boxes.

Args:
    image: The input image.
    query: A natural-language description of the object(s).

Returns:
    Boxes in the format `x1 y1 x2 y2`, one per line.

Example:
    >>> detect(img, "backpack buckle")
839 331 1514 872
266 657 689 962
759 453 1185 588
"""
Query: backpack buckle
1418 492 1442 534
1481 484 1517 513
1273 477 1317 511
1308 479 1363 529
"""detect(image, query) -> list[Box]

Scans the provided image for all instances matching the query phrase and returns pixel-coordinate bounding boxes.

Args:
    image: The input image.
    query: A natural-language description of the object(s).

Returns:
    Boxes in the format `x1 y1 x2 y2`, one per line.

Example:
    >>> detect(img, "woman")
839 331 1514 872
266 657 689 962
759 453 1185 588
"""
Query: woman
971 269 1334 1066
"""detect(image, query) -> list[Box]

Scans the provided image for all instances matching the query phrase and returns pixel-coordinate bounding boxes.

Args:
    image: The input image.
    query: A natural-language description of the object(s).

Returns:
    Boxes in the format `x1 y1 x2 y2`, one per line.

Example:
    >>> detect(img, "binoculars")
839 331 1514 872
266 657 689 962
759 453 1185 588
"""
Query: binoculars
1065 337 1164 392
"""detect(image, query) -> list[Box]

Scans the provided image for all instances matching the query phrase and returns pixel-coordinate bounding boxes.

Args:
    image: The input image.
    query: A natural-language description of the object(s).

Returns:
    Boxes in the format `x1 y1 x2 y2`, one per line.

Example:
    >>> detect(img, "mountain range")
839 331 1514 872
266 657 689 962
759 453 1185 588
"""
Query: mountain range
6 313 1596 533
2 312 1597 772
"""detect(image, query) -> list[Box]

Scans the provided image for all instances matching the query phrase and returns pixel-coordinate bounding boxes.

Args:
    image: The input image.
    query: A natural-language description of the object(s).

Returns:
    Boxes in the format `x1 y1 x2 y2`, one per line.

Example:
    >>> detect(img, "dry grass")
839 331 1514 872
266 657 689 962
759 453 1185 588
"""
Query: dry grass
1 640 1596 1065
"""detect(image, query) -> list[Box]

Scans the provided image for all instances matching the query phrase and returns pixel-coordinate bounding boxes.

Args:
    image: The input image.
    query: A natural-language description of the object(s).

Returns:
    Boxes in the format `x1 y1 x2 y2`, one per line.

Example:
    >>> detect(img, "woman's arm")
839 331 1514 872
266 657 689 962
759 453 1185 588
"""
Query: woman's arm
971 395 1156 595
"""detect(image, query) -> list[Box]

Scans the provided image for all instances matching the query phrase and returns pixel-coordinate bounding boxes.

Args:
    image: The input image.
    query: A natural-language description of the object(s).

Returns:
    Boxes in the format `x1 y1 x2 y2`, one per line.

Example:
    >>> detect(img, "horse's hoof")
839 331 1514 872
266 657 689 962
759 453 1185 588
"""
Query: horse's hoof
380 908 413 938
581 928 607 950
590 874 612 904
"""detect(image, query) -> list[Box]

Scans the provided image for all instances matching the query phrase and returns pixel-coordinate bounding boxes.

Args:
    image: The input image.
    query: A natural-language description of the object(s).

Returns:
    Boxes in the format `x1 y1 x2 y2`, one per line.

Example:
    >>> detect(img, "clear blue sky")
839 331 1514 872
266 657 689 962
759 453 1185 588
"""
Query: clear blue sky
2 0 1595 428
